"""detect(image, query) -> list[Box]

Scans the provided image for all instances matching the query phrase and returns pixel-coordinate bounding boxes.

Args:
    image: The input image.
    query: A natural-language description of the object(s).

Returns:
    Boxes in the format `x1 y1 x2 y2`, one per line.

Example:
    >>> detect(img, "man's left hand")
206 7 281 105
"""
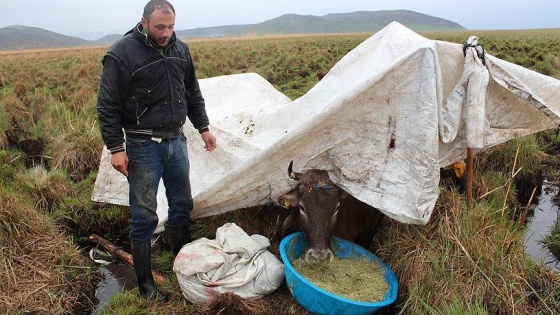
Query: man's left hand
201 131 217 152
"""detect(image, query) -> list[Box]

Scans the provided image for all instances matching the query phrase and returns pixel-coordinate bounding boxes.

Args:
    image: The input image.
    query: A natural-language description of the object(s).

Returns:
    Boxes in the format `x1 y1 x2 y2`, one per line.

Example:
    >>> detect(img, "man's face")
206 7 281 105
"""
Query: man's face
141 8 175 48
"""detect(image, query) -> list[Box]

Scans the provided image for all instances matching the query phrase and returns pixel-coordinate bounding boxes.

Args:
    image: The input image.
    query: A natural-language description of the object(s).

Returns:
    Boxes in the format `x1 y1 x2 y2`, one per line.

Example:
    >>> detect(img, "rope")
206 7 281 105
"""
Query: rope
463 40 486 66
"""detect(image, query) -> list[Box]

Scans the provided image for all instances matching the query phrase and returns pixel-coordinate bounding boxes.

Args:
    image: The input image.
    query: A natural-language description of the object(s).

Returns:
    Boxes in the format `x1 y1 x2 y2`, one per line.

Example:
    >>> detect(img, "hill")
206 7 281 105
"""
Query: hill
1 10 464 50
0 25 91 50
95 34 124 45
245 10 463 35
176 10 463 38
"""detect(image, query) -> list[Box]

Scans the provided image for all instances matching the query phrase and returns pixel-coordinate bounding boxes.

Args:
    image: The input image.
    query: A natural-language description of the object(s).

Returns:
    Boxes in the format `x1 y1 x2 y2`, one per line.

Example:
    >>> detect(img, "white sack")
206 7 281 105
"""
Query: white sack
92 22 560 227
173 222 284 304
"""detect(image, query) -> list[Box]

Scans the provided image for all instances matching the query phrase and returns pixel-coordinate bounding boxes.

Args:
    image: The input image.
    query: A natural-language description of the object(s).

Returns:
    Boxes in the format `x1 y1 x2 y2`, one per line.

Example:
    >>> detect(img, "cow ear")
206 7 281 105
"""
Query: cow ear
278 194 299 209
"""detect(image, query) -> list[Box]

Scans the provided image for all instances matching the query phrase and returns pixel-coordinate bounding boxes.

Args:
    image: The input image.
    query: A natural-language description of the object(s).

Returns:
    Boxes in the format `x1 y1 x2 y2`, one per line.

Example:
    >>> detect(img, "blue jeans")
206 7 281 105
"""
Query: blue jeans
126 134 193 243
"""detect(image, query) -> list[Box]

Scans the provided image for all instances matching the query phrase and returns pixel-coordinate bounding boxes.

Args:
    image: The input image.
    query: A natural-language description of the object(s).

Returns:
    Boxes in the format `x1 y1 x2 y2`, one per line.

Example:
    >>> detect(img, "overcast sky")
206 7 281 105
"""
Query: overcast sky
1 0 559 40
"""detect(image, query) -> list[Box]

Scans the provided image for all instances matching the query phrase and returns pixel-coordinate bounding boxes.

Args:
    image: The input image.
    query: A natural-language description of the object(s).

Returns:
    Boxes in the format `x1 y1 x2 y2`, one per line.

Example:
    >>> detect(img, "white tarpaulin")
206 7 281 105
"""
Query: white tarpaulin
92 22 560 229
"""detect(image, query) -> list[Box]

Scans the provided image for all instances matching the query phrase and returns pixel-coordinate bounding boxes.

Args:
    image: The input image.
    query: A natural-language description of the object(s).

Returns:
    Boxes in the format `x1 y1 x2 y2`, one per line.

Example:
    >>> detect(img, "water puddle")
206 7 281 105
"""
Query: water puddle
90 241 165 313
93 262 136 313
524 180 560 272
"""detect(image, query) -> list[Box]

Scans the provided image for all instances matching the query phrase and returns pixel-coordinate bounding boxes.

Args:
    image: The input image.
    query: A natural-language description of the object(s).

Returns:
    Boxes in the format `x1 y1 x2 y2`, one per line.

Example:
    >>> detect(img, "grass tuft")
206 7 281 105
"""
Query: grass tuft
0 187 95 314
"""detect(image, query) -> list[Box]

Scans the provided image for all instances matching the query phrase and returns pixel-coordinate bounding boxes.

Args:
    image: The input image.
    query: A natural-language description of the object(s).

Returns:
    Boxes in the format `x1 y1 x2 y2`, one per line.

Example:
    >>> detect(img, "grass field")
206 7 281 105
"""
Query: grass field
1 29 560 314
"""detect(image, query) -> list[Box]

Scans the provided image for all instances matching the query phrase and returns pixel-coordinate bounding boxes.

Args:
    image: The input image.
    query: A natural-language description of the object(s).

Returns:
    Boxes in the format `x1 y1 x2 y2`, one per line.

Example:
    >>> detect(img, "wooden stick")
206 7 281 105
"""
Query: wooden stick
88 234 165 285
466 148 474 209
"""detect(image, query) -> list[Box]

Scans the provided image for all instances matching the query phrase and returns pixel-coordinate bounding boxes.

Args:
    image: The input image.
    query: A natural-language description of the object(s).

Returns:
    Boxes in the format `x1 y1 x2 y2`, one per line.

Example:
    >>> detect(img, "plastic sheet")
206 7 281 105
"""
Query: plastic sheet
92 22 560 228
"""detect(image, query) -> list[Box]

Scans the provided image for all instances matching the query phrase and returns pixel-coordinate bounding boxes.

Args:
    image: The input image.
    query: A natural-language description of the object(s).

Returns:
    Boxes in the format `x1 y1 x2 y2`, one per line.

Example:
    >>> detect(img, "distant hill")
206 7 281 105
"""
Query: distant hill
175 25 254 39
0 10 464 50
176 10 463 38
331 10 463 31
0 25 90 50
95 34 124 45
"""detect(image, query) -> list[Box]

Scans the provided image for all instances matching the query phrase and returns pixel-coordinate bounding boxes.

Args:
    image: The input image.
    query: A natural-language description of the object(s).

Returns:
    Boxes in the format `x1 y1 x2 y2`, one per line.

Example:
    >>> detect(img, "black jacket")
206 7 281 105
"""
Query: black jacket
96 23 209 153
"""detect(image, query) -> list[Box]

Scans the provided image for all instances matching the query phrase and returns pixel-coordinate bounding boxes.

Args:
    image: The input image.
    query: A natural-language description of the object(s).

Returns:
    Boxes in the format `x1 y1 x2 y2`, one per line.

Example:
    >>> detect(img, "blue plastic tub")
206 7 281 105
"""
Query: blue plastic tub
279 232 398 315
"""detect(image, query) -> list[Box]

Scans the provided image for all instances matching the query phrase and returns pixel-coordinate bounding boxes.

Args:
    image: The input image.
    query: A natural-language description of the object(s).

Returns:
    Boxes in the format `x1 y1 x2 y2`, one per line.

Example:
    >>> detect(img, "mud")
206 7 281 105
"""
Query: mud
18 138 46 168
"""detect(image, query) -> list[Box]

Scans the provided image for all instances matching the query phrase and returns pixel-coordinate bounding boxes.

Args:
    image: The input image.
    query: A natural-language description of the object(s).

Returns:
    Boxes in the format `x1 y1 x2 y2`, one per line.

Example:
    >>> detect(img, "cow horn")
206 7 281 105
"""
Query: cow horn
288 160 302 180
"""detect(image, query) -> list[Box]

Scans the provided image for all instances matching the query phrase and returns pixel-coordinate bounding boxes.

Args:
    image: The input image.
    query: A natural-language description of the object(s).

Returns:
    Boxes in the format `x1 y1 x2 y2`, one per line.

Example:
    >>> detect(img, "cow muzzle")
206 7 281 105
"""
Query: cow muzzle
305 248 334 262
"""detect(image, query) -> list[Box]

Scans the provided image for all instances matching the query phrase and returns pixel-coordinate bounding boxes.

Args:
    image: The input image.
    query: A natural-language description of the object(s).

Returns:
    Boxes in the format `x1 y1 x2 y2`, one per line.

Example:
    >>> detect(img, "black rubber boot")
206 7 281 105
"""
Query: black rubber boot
164 222 192 256
130 241 168 302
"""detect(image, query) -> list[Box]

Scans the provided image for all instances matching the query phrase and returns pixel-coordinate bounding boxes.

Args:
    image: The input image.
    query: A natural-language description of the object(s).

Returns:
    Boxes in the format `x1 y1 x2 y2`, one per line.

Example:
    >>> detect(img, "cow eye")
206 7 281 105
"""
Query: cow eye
298 204 306 215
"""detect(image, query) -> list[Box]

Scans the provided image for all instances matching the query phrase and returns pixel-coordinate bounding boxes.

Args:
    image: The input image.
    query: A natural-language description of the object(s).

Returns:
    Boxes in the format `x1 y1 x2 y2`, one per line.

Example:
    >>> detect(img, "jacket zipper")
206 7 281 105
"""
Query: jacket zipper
143 34 179 126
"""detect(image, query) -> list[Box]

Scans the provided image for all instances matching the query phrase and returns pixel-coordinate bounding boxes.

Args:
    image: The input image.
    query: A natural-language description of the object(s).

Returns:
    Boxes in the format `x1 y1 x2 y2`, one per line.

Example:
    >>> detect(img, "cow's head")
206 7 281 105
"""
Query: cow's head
278 161 343 261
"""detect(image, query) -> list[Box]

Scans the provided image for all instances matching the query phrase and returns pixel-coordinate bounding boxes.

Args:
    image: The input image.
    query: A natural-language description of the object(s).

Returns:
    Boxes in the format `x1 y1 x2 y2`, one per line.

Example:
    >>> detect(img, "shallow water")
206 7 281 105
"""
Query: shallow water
524 180 560 272
93 263 136 313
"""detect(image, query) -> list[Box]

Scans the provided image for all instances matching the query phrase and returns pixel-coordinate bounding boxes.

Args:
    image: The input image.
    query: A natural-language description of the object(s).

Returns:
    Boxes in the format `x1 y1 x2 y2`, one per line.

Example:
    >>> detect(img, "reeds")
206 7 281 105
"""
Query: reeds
375 135 560 314
0 187 95 314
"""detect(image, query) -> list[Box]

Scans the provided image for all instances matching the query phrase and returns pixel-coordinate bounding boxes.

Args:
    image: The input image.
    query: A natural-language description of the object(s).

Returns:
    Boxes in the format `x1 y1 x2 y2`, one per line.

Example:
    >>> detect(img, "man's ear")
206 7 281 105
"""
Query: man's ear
278 194 299 209
141 17 148 29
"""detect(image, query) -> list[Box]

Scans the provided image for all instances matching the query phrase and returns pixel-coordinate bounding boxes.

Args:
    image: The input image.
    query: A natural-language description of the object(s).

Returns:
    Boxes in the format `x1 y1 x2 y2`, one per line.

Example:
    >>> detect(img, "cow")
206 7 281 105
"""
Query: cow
278 161 384 261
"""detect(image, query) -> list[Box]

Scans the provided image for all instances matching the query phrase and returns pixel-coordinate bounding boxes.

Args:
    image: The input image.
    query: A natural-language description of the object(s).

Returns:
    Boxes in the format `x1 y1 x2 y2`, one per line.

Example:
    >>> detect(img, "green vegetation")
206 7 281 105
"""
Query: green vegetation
425 29 560 78
292 257 388 302
543 220 560 258
379 137 560 314
190 34 367 99
1 29 559 314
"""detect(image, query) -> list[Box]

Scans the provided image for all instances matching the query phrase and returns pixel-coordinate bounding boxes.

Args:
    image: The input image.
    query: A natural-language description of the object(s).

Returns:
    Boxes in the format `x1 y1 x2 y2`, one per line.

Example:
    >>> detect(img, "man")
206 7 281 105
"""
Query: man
96 0 216 302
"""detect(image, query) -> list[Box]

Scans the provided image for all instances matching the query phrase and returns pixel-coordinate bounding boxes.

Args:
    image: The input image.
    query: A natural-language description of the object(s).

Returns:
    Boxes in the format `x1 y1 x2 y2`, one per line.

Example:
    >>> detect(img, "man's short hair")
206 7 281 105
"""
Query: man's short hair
143 0 175 21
